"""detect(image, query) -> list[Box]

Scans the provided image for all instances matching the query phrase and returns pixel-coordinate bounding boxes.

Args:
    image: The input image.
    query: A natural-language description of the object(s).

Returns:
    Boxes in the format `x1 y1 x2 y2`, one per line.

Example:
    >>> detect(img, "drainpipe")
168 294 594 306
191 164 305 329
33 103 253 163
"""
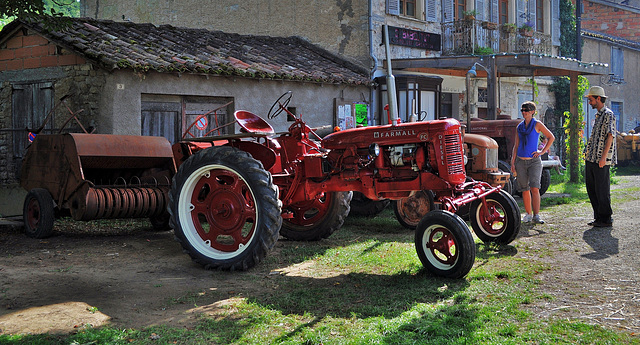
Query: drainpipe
576 0 582 60
383 25 399 126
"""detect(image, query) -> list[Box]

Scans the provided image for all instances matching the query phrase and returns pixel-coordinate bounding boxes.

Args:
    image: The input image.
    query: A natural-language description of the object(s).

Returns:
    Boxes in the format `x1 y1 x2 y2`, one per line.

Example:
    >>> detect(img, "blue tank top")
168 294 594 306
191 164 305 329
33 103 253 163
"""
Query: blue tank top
516 119 540 158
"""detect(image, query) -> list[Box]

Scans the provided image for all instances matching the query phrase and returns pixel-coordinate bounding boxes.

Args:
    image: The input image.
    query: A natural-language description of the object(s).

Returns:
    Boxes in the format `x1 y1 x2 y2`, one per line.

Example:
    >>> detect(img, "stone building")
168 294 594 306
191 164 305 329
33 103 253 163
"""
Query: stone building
0 17 370 215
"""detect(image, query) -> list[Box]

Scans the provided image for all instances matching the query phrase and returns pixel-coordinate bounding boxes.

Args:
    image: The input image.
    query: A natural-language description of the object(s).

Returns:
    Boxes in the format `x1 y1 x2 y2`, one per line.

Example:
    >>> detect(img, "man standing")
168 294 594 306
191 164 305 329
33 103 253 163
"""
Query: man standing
584 86 617 227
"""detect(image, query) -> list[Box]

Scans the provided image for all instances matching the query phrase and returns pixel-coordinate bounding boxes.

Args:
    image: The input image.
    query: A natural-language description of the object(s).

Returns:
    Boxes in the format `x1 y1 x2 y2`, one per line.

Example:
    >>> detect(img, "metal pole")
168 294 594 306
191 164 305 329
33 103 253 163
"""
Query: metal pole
466 71 472 132
383 25 399 126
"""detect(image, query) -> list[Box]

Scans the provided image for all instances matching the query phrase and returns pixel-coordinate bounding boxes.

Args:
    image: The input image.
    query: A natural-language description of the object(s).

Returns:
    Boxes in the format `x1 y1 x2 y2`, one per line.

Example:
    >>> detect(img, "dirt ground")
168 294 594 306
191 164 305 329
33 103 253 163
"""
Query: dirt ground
1 175 639 335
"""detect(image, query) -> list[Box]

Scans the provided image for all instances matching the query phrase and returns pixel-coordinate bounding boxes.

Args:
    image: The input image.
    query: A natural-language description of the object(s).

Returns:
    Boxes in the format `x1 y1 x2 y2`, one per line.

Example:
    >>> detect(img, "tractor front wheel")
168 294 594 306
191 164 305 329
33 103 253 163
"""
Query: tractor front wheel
469 189 520 244
169 146 282 271
415 210 476 278
23 188 56 238
280 191 352 241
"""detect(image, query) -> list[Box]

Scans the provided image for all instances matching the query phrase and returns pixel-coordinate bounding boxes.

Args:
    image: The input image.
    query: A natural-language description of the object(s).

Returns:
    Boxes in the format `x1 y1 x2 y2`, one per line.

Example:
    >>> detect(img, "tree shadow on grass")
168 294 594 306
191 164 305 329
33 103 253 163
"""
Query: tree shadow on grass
247 270 471 319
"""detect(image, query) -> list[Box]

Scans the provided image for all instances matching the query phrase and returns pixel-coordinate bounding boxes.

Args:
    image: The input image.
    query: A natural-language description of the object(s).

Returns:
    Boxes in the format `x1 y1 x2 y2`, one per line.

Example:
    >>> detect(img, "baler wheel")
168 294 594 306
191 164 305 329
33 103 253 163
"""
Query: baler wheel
469 189 521 244
280 191 352 241
150 212 171 231
415 210 476 279
169 146 281 271
23 188 56 238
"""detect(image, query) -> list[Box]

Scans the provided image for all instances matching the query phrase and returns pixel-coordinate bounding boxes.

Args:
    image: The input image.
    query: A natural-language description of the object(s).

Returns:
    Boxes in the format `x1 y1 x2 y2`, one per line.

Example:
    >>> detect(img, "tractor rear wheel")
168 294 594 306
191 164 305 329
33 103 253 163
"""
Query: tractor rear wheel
393 190 435 229
169 146 282 271
280 191 352 241
415 210 476 279
469 189 520 244
539 168 551 196
349 192 389 217
23 188 56 238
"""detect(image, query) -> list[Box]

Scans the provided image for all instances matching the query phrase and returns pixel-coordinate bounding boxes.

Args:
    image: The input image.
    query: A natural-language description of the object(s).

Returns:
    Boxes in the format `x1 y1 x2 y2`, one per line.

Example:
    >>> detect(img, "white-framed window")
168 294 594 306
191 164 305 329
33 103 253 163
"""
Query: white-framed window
400 0 417 17
388 0 427 20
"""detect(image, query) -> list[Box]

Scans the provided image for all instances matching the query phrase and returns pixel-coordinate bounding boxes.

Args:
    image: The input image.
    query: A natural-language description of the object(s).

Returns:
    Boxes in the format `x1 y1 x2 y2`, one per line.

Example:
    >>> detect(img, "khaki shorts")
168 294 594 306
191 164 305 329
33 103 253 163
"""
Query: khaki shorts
514 156 542 192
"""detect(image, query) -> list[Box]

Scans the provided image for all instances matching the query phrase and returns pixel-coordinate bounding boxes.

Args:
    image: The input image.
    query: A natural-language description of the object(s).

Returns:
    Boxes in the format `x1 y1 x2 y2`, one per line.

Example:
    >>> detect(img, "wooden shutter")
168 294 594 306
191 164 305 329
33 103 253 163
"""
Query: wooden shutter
141 101 181 144
476 0 485 21
516 0 526 27
552 0 560 45
443 0 454 22
426 0 438 21
490 0 499 23
11 82 53 158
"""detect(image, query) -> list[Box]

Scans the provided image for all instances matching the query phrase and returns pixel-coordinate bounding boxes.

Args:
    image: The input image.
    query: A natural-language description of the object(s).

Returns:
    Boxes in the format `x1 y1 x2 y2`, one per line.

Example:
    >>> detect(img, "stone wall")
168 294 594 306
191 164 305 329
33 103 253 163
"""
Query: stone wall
81 0 372 68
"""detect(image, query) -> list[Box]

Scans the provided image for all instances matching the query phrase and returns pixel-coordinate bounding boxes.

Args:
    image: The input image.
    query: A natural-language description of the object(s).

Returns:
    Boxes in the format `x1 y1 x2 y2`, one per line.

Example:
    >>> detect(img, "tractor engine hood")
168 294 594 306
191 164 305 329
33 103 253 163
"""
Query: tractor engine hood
322 118 461 149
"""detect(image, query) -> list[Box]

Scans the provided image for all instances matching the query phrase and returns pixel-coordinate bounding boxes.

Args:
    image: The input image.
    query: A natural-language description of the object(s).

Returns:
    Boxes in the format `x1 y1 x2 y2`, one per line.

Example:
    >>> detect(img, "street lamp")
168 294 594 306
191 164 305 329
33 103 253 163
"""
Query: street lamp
465 62 489 132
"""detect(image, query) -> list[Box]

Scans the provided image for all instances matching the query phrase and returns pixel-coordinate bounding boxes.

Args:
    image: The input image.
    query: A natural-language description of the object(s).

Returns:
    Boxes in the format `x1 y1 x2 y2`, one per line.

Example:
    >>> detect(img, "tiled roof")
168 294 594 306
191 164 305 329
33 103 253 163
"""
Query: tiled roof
3 17 371 85
582 29 640 52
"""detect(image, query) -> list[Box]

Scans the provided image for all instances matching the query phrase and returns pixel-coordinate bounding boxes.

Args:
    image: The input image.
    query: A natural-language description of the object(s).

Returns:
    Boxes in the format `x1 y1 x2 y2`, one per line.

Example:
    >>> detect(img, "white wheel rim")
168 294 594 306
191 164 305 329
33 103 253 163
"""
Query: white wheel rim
177 164 258 260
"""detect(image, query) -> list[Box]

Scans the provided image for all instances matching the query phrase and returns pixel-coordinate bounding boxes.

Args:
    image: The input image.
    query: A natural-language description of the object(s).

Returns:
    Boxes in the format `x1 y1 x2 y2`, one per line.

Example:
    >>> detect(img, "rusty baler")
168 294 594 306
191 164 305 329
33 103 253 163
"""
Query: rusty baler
20 133 175 238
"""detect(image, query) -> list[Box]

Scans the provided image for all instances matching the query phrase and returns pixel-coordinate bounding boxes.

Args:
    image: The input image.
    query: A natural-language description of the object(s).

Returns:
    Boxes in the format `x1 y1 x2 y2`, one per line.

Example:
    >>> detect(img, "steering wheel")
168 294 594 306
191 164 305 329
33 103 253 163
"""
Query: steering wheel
267 91 292 119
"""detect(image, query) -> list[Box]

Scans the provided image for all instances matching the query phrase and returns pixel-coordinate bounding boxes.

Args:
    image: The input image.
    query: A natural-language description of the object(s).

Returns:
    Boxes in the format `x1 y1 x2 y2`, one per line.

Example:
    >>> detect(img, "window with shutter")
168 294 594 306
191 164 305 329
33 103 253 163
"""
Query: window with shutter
611 47 624 83
499 0 508 24
536 0 544 32
387 0 400 15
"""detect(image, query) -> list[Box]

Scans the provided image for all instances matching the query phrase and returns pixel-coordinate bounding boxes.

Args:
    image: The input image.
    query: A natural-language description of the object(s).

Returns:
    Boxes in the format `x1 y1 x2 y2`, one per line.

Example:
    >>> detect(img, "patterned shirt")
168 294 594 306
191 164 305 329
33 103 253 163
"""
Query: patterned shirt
585 106 617 165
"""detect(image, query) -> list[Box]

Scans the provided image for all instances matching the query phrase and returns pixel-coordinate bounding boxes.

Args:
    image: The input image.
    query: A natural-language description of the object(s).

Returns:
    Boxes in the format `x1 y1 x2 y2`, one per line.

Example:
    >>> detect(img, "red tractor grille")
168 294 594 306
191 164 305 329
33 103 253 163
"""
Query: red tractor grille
444 133 465 175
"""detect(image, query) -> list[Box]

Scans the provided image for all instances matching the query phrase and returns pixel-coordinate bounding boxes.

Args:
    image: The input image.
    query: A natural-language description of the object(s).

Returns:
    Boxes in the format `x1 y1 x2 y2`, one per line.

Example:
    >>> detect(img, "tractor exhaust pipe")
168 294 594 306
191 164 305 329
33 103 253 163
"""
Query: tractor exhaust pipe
383 25 399 126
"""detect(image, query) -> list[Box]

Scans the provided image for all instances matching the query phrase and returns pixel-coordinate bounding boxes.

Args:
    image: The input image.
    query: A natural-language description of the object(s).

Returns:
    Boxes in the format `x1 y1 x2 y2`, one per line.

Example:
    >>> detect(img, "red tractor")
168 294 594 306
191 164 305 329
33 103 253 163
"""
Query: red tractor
20 92 520 278
168 92 521 278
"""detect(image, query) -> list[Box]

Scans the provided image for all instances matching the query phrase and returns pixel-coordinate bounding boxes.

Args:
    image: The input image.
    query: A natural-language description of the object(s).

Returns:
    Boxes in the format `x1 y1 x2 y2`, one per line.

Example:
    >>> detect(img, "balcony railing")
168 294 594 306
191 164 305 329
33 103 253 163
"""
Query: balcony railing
441 20 552 56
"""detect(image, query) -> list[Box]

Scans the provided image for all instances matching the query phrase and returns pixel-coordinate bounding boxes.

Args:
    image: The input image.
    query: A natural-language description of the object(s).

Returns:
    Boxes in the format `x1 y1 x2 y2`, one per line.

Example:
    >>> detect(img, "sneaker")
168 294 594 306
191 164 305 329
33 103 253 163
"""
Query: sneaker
532 214 545 224
522 214 533 223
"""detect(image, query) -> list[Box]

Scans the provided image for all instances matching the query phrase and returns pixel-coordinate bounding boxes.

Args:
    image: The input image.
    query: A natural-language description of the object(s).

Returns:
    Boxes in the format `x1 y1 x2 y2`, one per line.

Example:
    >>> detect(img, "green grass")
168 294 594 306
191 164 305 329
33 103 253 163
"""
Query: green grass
2 169 640 345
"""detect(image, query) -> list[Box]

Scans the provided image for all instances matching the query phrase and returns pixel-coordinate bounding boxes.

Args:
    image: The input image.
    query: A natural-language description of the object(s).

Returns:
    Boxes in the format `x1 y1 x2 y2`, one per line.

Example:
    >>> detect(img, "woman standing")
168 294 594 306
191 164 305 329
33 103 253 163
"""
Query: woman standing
511 101 555 224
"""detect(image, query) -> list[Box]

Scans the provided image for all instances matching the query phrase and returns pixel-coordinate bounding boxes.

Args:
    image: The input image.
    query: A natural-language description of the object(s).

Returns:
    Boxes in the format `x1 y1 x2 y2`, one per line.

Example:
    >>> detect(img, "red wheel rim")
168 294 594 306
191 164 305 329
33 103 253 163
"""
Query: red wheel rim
285 193 330 226
477 200 507 235
189 169 256 252
427 227 458 265
26 198 41 229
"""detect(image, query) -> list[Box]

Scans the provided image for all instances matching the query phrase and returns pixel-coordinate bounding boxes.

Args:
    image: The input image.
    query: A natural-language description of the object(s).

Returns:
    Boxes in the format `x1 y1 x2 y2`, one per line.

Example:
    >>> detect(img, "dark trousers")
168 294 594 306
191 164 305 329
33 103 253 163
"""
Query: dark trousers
585 161 613 223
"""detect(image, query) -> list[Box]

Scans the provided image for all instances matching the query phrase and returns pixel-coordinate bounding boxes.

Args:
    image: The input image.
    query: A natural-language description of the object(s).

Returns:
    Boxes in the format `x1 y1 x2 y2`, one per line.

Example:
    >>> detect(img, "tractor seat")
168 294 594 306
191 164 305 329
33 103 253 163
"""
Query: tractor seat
235 110 274 135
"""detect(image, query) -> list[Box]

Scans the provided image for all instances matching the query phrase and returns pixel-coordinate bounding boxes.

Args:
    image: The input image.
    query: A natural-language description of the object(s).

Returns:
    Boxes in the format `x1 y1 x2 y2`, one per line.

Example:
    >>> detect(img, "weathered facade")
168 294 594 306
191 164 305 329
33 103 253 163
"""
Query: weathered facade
581 31 640 132
580 0 640 133
0 18 370 215
81 0 572 124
